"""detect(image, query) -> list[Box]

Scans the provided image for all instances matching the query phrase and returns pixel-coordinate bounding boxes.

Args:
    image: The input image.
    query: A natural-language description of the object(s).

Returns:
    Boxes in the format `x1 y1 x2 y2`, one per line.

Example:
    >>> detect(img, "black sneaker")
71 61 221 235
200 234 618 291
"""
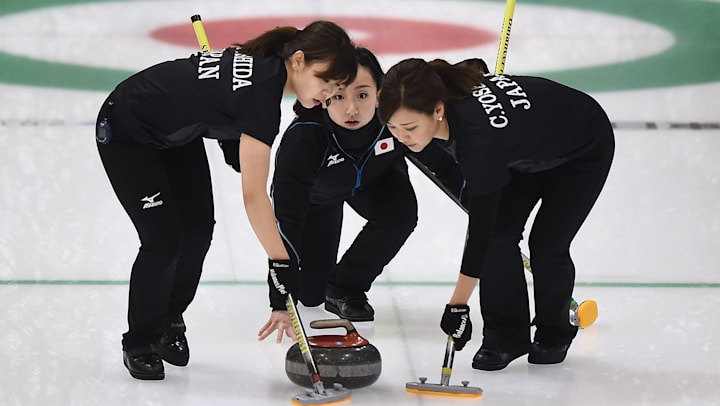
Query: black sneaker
157 315 189 367
528 341 570 365
123 345 164 380
324 296 374 322
472 347 528 371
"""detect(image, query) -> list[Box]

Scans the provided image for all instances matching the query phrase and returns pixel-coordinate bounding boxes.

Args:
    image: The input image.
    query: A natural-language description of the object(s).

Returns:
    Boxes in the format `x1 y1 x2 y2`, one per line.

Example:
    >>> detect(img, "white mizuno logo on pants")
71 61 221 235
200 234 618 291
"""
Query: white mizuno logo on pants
141 192 164 209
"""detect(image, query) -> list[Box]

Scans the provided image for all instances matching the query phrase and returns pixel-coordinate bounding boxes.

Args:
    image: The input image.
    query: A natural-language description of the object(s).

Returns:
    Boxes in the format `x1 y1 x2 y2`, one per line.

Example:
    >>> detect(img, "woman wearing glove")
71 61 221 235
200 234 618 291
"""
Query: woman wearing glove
378 58 614 370
95 21 357 380
258 48 419 342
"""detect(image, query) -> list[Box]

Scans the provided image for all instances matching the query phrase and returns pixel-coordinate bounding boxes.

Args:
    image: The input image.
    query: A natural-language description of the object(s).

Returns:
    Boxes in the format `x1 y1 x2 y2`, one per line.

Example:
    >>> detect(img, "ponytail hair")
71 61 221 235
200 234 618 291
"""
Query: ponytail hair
236 26 297 58
457 58 489 75
237 20 357 85
378 58 485 123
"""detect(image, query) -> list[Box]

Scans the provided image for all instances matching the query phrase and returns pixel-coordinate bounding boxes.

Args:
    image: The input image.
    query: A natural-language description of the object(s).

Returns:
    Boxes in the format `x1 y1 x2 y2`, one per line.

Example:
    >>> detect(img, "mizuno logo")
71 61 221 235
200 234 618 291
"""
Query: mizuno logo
327 154 345 167
141 192 164 209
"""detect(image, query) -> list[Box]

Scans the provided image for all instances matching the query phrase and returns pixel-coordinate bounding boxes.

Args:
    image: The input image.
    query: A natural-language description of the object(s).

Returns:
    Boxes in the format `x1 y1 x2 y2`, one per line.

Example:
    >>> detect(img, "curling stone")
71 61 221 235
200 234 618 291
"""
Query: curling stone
285 318 381 389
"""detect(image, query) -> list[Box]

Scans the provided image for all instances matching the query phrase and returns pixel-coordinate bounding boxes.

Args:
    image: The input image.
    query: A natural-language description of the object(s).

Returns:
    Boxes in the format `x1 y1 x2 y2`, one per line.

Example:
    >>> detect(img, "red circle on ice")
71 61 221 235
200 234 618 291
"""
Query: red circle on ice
151 16 495 53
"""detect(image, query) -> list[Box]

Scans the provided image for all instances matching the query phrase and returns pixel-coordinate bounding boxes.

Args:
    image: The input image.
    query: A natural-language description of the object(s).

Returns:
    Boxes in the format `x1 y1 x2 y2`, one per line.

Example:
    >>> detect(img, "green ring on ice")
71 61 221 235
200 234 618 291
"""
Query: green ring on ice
0 0 718 92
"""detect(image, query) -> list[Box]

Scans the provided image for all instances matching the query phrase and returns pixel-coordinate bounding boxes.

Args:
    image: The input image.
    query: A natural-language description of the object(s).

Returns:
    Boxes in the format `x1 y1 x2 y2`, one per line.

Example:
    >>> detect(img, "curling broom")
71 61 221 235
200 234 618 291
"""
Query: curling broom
191 14 211 52
286 295 351 406
492 0 598 329
494 0 516 74
406 337 482 397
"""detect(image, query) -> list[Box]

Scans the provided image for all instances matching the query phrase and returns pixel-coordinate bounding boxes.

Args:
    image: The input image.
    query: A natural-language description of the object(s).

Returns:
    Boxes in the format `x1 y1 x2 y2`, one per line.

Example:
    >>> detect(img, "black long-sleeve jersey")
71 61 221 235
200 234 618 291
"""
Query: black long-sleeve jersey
404 141 469 208
271 107 411 261
437 75 614 278
105 48 286 149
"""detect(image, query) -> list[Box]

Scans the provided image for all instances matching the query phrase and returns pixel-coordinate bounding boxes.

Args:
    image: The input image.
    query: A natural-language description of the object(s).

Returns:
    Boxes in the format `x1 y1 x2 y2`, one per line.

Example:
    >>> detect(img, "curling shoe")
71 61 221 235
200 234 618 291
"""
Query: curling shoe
157 315 189 367
472 347 528 371
528 341 570 365
325 295 374 322
123 345 164 380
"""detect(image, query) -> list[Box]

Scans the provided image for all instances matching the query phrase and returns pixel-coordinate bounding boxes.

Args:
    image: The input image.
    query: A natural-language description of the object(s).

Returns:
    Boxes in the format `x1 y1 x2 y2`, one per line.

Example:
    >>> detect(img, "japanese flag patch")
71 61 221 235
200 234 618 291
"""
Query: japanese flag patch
374 137 395 156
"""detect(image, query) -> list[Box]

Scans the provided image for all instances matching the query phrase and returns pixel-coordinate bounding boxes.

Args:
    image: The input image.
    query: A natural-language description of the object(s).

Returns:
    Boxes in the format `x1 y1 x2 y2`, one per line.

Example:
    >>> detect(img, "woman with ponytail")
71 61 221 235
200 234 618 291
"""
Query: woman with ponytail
95 20 357 380
377 58 614 370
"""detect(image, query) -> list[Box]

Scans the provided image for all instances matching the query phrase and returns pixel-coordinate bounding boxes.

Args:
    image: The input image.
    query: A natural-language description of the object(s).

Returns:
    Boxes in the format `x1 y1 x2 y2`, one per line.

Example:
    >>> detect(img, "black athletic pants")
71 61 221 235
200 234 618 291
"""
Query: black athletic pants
295 166 418 306
97 137 215 350
479 126 615 351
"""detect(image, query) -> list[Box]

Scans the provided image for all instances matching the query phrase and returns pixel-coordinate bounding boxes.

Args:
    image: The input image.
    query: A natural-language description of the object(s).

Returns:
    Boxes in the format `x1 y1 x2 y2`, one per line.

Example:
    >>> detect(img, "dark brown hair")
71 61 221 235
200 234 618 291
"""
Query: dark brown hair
377 58 486 123
458 58 489 74
292 47 383 116
357 47 384 88
236 20 357 85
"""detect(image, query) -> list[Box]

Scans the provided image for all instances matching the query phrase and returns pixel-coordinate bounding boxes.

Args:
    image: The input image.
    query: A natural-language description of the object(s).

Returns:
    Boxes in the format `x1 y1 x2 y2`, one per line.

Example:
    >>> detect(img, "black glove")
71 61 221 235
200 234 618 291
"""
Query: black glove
267 259 299 311
440 304 472 351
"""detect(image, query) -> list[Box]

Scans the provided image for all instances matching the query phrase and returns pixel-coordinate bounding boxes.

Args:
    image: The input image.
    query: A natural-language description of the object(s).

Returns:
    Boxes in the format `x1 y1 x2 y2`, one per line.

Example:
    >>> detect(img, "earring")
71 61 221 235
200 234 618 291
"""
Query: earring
438 116 443 122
